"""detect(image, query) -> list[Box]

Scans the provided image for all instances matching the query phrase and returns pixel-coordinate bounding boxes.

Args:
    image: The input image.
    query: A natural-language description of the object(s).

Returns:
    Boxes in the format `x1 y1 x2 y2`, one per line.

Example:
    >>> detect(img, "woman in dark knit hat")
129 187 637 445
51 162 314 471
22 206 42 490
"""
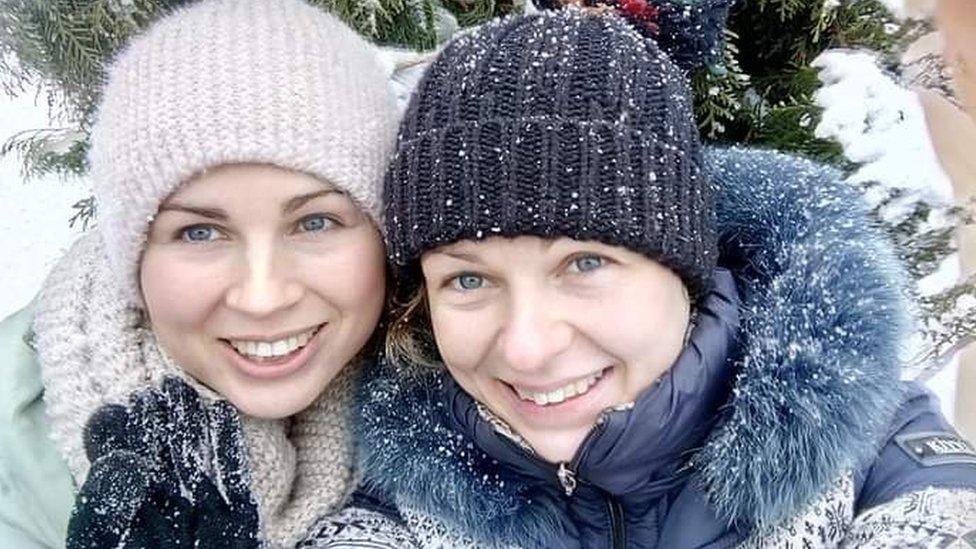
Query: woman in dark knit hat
348 8 976 548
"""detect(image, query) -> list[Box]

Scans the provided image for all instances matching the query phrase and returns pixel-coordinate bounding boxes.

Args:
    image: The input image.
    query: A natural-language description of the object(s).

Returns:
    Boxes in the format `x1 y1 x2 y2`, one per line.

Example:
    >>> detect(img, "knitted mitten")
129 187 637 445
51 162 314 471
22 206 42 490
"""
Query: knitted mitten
66 377 260 548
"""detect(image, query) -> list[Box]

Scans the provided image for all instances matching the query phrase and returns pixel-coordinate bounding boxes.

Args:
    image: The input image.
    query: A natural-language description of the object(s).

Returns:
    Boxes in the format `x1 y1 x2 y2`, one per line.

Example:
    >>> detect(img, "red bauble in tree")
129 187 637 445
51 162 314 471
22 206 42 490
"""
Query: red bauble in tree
619 0 646 17
616 0 660 34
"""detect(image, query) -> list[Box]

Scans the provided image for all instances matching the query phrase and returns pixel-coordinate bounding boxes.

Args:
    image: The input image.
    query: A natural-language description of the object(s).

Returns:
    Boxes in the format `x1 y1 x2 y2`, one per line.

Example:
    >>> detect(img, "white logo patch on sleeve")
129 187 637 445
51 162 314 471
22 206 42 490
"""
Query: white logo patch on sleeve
895 431 976 467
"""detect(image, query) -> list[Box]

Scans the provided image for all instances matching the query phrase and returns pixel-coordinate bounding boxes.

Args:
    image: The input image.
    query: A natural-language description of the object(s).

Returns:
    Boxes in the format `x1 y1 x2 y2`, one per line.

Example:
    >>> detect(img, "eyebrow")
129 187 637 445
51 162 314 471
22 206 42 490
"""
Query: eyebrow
157 189 340 220
282 189 339 214
432 238 562 262
156 203 228 220
430 250 483 263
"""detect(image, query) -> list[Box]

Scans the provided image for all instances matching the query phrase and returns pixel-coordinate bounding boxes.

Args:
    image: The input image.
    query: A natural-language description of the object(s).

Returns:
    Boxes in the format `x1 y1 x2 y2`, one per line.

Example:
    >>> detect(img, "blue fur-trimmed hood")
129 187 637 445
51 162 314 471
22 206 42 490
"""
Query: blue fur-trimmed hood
357 146 911 544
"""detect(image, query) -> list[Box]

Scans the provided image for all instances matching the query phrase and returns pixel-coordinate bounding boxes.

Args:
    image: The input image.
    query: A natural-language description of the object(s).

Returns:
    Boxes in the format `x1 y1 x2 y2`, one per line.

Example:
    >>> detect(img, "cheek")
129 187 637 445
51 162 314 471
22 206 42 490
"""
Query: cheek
306 232 386 321
428 302 491 375
600 279 688 388
432 308 494 405
140 249 222 330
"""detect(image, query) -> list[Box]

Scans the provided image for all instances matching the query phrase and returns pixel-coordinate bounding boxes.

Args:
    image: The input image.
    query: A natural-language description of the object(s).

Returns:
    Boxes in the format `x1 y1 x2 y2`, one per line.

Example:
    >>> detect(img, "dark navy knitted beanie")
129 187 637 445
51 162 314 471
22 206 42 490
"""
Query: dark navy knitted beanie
384 9 717 298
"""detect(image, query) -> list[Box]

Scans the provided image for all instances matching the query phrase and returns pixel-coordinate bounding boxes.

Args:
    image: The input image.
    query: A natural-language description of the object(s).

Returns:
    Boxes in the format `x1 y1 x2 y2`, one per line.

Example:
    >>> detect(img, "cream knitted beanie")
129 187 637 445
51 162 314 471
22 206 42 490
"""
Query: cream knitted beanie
90 0 399 305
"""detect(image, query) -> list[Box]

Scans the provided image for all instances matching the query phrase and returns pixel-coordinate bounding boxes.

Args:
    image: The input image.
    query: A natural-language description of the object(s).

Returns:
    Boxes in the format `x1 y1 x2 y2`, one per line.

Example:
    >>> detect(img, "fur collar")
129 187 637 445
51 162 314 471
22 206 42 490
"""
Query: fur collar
356 146 910 544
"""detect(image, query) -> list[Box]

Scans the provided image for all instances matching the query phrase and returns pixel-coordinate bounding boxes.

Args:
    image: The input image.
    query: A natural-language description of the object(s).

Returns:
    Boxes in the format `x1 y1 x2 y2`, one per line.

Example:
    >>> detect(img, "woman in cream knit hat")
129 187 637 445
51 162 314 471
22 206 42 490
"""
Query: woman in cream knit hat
0 0 400 546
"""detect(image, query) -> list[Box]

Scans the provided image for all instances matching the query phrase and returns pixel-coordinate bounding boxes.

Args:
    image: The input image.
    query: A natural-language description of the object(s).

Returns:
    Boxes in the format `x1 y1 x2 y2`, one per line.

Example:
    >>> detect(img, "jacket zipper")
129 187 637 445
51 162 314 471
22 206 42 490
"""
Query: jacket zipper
606 496 626 549
495 411 627 544
556 462 577 496
555 420 603 497
555 461 626 548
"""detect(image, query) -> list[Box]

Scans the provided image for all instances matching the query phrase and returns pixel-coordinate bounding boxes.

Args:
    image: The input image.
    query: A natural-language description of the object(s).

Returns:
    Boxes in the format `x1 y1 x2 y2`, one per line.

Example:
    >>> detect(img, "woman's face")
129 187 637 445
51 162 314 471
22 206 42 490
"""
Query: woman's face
421 236 689 463
140 164 385 419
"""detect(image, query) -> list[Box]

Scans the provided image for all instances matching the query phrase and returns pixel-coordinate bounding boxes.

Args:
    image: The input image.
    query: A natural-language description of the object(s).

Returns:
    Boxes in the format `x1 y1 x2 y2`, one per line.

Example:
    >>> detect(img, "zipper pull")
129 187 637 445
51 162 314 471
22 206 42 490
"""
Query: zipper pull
557 462 577 496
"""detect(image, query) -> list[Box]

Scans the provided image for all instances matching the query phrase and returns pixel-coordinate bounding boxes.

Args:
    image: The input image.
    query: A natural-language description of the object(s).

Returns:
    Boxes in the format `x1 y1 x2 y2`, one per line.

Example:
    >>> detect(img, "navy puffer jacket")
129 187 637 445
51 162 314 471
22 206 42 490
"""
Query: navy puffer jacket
348 147 976 548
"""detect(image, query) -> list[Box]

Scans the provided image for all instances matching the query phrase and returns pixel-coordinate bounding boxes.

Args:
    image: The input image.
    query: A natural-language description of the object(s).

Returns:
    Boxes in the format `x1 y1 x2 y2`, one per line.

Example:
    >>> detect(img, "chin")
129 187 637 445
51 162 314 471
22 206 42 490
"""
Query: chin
528 435 589 464
224 384 317 419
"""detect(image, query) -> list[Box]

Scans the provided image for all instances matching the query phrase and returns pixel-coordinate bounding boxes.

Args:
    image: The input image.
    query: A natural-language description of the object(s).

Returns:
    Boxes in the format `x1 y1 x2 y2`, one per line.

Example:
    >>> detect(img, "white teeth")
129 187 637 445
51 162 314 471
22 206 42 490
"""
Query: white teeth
516 369 606 407
574 379 589 395
228 326 320 360
273 340 289 356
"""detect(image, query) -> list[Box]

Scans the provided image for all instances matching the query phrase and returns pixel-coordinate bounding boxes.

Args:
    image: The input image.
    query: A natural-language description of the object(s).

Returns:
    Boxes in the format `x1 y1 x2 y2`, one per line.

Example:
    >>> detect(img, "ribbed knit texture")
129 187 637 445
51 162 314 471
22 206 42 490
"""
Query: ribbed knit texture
33 232 357 548
384 10 716 297
90 0 399 305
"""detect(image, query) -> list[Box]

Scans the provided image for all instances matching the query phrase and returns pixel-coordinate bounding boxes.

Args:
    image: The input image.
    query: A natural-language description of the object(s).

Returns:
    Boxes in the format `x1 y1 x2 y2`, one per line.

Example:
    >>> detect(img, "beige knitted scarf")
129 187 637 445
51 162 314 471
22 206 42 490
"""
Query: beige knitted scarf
32 232 357 547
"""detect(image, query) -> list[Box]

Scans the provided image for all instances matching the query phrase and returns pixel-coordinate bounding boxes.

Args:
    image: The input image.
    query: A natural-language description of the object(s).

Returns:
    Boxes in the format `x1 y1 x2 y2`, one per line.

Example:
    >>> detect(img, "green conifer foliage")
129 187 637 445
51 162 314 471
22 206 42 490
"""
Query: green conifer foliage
441 0 518 27
694 0 915 163
0 0 454 177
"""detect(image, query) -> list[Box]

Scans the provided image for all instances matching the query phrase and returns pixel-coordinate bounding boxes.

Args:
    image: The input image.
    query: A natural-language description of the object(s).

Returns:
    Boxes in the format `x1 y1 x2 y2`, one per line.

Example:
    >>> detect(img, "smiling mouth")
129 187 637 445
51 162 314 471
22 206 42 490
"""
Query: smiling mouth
509 367 610 406
222 323 326 362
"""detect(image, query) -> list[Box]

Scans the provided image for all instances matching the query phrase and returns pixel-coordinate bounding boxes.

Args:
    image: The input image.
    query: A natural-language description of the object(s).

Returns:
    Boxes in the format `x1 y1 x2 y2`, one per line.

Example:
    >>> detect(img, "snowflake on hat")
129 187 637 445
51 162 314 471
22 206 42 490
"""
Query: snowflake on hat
532 0 732 73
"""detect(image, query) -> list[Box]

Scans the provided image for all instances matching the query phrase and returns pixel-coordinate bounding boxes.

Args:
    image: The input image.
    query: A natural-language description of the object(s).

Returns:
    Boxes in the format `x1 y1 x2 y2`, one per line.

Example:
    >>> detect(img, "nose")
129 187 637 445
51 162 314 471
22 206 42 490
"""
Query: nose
224 238 304 317
497 288 573 374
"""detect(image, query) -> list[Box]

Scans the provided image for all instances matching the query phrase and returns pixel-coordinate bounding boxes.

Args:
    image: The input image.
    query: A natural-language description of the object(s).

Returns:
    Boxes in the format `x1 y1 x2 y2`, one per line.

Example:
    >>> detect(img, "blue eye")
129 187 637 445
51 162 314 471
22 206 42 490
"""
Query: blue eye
181 225 219 242
573 255 604 273
299 215 333 233
453 274 485 291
